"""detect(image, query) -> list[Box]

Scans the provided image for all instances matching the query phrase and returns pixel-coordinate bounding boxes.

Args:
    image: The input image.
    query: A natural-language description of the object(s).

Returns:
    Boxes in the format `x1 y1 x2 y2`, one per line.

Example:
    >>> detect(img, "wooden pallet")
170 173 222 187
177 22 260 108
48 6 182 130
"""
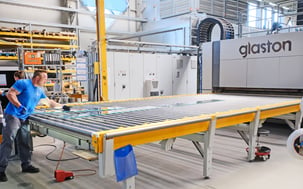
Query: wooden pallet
1 37 27 43
0 27 14 32
13 27 29 34
72 150 98 161
59 32 76 37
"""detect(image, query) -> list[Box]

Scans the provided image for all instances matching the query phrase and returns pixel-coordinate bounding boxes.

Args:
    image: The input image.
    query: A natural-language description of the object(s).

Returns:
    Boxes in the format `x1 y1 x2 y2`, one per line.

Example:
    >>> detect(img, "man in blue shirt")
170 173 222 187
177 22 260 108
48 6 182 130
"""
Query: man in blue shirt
0 70 64 182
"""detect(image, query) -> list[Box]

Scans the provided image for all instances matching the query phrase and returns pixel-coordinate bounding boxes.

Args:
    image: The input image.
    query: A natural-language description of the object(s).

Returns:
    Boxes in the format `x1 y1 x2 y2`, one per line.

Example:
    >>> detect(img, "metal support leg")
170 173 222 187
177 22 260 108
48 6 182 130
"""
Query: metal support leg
248 110 260 161
192 141 204 158
203 117 216 178
99 138 136 189
98 138 115 177
160 138 176 151
237 130 249 145
294 98 303 130
122 176 135 189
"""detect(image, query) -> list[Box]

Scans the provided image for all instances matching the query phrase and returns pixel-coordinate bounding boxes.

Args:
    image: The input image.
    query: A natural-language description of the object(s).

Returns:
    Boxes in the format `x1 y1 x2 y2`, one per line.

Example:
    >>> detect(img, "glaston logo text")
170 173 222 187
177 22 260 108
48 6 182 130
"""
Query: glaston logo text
239 40 292 58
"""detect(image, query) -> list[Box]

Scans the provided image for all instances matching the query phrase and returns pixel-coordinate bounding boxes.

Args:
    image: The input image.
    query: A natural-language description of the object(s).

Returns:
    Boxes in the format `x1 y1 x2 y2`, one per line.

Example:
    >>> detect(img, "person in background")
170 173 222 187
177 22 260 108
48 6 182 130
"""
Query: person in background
0 69 69 182
1 71 26 111
13 70 25 81
271 22 282 34
0 71 26 137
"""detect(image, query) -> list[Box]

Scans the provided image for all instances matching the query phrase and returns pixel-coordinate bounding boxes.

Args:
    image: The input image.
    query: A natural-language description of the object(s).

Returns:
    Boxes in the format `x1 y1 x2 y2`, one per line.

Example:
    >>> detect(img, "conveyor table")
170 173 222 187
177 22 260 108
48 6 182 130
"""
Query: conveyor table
29 94 302 188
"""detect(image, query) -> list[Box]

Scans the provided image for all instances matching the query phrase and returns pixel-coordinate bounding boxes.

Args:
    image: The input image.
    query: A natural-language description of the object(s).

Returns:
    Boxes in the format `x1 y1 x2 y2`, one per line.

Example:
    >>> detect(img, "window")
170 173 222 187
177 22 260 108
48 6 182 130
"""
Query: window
262 7 272 29
80 0 128 28
248 2 257 27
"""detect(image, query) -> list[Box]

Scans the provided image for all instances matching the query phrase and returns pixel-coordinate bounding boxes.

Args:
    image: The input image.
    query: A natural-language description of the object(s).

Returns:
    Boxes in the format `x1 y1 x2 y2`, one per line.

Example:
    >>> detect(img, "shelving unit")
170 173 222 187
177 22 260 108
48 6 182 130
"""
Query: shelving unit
0 28 77 50
0 26 81 102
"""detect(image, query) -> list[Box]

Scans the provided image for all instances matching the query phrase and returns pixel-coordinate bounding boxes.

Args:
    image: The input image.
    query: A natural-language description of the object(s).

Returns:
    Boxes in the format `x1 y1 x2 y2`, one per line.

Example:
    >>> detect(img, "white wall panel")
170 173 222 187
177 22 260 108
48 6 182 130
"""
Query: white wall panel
108 52 197 100
107 52 115 100
143 54 158 81
0 2 63 26
157 54 173 96
143 54 158 97
129 53 144 98
113 52 130 99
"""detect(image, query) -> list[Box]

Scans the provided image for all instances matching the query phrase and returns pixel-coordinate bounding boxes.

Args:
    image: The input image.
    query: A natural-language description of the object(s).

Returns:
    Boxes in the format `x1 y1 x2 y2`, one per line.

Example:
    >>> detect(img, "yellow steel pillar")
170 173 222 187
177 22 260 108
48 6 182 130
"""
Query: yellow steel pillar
95 0 108 101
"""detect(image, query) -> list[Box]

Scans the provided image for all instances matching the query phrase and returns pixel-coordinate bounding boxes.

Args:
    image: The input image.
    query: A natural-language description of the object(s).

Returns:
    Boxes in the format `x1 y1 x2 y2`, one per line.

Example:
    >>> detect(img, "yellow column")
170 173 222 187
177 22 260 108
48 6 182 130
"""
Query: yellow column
95 0 108 101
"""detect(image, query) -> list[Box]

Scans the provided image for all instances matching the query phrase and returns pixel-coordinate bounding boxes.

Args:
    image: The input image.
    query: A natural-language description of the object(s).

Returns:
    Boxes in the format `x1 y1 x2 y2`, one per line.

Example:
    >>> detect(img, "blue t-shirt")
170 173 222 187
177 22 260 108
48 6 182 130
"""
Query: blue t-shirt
5 79 46 120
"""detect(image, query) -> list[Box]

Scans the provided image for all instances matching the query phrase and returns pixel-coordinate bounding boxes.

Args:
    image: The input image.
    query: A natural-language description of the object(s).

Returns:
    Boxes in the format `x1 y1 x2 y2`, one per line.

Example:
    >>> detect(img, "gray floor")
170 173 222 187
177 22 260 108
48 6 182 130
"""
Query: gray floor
2 122 303 189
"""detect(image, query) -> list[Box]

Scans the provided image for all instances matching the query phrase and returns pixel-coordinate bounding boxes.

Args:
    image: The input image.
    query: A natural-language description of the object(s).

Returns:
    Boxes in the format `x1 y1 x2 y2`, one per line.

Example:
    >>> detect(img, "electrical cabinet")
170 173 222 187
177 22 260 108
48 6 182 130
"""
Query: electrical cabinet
107 51 197 100
172 56 188 95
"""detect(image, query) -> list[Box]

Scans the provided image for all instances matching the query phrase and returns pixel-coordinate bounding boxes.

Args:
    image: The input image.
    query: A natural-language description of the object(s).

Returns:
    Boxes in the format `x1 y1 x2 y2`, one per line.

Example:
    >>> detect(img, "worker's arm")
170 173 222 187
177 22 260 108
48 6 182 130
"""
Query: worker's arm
6 87 22 108
39 98 62 108
39 98 70 111
49 99 62 108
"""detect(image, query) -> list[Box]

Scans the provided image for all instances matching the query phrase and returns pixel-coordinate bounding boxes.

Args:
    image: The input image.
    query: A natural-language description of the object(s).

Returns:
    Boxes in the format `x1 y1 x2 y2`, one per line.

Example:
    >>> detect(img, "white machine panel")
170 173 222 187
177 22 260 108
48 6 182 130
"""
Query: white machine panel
220 32 303 60
247 57 280 88
202 31 303 91
187 57 197 94
279 55 303 88
202 42 213 92
220 59 247 87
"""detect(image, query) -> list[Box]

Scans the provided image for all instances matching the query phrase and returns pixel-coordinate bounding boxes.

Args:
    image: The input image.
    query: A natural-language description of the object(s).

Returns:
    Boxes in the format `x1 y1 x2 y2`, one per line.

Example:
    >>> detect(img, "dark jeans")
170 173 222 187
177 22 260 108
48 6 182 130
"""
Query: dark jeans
0 114 32 172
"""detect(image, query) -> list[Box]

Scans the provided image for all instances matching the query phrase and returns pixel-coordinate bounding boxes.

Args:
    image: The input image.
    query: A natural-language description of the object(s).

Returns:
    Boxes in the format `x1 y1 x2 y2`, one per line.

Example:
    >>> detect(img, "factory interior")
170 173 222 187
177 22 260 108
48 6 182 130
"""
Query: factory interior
1 0 303 189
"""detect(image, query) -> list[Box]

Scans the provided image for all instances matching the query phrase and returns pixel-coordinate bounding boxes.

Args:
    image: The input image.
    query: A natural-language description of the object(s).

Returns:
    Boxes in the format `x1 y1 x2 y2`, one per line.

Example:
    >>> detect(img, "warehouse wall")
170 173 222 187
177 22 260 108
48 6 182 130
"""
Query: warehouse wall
0 0 67 31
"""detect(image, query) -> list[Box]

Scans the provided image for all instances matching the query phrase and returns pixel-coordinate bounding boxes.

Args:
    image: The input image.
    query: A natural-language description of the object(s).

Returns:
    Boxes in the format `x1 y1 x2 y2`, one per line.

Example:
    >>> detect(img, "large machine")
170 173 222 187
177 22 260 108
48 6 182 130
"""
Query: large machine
28 94 302 189
201 31 303 94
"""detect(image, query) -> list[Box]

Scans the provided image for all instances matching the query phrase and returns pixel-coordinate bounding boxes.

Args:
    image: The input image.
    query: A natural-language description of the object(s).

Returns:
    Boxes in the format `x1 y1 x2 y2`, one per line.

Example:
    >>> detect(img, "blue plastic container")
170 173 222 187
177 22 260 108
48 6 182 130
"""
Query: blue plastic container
114 144 138 182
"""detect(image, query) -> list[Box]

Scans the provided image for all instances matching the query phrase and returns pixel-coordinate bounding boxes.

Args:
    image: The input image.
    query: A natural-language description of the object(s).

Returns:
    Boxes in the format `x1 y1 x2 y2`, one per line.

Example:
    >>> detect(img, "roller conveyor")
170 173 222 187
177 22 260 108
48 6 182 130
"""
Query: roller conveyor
31 94 300 136
28 94 302 187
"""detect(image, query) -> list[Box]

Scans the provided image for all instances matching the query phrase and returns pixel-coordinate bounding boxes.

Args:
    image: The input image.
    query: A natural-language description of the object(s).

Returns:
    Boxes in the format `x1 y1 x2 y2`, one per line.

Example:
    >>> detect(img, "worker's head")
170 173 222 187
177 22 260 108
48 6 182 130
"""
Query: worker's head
14 71 25 81
32 70 48 87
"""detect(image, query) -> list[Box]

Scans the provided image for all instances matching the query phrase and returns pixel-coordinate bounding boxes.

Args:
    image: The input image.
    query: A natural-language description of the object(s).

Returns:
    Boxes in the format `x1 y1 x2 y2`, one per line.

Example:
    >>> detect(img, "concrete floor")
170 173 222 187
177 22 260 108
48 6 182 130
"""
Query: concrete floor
1 122 303 189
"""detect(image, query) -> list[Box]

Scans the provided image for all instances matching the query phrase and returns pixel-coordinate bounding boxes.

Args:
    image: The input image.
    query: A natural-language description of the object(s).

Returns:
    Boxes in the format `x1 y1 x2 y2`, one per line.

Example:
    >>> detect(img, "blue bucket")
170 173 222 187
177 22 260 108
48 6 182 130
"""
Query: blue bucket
114 144 138 182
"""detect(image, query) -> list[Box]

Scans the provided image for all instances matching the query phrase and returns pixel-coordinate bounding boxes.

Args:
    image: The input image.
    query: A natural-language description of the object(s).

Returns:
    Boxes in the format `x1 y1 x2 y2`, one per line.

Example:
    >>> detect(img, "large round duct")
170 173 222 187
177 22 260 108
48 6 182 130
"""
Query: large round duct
197 17 234 44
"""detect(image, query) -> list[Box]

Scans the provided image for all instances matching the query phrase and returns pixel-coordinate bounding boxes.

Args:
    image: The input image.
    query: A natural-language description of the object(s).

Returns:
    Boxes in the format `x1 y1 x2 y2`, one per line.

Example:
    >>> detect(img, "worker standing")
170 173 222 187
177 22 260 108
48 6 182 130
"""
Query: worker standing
0 70 67 182
0 71 26 137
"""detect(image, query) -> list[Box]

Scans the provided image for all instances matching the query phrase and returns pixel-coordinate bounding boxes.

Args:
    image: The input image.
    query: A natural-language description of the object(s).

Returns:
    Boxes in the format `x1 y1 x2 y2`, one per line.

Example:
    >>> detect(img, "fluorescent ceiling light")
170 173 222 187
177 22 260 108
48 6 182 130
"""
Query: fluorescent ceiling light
269 2 277 6
282 6 290 10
